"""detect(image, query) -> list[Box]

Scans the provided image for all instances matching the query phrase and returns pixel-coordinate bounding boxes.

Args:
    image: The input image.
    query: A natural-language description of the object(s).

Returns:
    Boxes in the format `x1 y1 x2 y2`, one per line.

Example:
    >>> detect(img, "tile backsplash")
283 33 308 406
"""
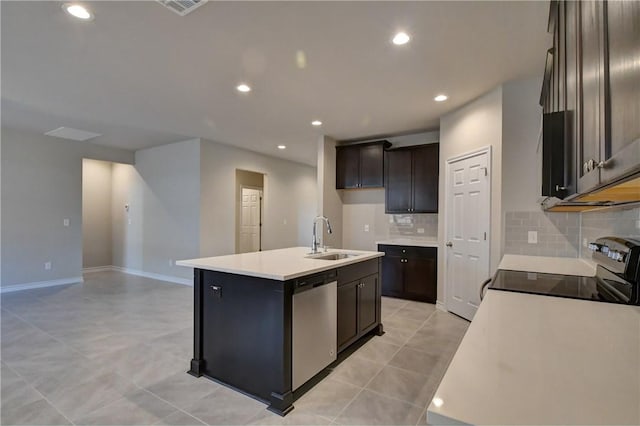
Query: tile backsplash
504 211 580 257
579 205 640 260
388 214 438 238
504 205 640 259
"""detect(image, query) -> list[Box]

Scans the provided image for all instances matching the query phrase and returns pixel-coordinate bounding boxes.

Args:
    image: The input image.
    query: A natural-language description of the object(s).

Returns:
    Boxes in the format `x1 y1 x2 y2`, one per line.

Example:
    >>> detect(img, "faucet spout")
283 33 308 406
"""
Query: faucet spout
311 216 332 253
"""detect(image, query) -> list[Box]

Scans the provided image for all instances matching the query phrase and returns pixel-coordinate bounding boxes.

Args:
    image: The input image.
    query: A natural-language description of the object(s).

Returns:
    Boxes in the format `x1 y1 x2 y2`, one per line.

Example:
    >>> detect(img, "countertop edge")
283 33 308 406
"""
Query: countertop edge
376 239 439 248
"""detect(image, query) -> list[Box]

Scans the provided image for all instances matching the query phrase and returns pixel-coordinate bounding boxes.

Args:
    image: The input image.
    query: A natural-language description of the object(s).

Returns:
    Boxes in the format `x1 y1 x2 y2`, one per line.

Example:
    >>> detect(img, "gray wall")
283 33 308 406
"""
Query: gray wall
200 138 317 257
580 205 640 259
82 159 113 268
137 139 201 279
316 136 343 249
437 86 504 302
1 127 133 287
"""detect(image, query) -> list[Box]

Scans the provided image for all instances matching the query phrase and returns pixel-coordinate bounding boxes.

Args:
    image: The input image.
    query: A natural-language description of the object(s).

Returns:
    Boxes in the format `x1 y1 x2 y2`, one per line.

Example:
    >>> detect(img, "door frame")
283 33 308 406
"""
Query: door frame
442 145 492 314
237 185 263 253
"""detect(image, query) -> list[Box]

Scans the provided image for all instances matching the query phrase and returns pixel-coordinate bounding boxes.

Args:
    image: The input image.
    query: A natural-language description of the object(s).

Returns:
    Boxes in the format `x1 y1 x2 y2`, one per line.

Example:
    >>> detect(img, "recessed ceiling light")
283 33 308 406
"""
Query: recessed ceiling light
392 32 410 45
311 120 322 126
63 3 94 20
277 145 286 150
236 84 251 93
434 94 448 102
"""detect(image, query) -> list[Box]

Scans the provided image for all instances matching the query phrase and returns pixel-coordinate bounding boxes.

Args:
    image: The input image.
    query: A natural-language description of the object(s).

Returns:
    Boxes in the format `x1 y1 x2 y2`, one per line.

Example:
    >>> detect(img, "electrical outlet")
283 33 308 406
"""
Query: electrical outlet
636 219 640 230
63 218 69 227
583 237 588 247
528 231 538 244
364 224 370 232
417 228 425 234
44 262 52 270
283 219 287 225
128 218 132 225
169 259 173 267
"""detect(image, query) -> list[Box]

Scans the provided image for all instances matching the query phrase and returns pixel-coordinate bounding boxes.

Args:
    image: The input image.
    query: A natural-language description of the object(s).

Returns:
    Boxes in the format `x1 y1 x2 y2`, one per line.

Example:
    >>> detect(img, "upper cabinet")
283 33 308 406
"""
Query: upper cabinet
336 141 390 189
542 0 640 201
385 144 439 214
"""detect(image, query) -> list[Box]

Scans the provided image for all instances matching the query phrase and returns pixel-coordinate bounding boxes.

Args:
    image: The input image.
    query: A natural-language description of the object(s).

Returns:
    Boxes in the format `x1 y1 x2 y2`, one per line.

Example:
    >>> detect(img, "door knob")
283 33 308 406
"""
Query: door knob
446 241 453 247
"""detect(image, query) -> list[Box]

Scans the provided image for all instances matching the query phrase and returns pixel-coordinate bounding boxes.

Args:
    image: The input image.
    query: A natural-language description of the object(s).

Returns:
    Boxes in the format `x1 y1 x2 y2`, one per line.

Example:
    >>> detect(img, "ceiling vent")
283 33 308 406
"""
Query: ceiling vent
156 0 207 16
44 127 102 141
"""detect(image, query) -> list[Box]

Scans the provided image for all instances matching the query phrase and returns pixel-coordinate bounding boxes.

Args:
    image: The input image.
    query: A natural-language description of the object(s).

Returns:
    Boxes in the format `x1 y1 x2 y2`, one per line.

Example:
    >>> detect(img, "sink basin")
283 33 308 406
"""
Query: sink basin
307 252 361 261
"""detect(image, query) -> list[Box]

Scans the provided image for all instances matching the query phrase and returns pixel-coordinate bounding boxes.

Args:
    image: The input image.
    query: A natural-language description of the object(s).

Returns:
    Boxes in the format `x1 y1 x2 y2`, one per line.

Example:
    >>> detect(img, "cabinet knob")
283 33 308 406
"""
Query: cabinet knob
555 185 566 191
210 285 222 298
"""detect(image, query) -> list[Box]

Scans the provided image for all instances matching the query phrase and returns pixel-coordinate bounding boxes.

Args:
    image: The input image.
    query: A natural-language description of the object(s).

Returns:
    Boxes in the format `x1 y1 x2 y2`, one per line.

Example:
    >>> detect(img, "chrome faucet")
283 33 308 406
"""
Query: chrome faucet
311 216 333 253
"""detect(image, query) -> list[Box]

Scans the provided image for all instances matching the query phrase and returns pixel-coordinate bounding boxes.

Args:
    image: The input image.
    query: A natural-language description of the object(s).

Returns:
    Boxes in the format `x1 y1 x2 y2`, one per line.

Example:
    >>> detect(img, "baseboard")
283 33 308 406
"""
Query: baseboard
111 266 192 286
436 300 447 312
1 277 84 293
83 266 114 273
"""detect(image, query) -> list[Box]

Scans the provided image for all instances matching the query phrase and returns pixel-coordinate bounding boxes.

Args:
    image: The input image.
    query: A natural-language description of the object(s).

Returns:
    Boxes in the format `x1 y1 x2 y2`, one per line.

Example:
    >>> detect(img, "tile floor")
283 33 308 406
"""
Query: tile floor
1 271 469 425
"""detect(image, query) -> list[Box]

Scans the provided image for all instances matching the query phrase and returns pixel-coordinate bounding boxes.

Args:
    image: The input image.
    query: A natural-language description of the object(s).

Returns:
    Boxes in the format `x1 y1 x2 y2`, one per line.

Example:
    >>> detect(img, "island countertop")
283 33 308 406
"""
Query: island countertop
176 246 384 280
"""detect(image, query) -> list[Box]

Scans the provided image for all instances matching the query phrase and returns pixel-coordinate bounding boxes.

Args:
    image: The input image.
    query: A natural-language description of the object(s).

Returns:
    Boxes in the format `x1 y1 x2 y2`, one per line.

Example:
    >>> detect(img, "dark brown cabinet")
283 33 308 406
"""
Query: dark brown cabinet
542 0 640 200
336 259 381 352
379 245 437 303
336 141 389 189
385 144 439 214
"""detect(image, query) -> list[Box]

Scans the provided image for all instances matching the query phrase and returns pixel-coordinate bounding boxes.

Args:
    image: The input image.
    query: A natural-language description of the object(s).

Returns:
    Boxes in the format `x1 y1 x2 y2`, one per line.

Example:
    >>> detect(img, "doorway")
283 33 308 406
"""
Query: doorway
235 170 264 254
444 147 491 321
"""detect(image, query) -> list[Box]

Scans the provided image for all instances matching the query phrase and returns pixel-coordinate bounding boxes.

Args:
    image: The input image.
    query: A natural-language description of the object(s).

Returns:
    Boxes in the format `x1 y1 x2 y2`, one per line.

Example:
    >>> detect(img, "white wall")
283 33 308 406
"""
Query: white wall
200 138 317 257
437 87 503 303
317 136 343 249
1 127 133 287
82 159 113 268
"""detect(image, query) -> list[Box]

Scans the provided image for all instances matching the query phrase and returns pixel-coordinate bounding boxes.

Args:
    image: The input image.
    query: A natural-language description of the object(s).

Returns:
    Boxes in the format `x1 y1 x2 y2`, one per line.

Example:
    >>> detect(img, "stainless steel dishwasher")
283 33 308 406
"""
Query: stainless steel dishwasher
292 270 337 391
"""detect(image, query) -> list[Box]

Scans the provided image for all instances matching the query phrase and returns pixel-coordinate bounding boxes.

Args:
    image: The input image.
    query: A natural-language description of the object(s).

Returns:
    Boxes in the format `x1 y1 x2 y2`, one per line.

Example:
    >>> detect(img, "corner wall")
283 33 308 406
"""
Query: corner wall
82 159 113 268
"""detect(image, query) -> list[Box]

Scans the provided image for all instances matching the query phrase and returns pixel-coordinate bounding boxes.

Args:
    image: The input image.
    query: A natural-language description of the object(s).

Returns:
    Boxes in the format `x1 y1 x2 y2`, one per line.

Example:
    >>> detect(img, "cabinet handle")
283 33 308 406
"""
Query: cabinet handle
446 241 453 247
210 285 222 298
555 185 566 191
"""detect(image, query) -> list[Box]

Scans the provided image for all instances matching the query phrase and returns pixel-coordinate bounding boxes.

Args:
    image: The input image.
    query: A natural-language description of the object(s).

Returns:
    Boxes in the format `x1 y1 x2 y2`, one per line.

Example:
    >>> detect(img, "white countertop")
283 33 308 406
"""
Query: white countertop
376 238 439 248
176 247 383 281
427 290 640 425
498 254 596 276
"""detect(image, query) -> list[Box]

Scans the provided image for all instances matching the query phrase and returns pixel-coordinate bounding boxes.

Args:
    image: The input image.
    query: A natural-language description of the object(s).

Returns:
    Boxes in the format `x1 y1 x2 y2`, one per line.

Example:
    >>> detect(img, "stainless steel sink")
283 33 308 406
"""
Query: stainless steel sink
306 252 361 261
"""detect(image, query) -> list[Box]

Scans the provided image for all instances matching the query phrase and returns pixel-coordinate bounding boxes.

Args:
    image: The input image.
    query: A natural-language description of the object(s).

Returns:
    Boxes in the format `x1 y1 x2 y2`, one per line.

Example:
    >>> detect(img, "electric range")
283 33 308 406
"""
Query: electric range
488 236 640 305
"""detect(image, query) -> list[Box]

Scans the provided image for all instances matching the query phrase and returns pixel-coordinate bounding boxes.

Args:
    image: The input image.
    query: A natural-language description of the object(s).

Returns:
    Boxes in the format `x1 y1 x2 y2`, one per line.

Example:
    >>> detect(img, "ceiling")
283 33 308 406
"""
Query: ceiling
1 1 550 165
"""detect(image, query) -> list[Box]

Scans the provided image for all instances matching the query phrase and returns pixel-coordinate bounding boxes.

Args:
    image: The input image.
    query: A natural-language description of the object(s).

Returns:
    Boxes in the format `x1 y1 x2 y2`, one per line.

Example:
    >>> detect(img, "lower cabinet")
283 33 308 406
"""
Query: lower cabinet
379 245 437 303
336 259 380 353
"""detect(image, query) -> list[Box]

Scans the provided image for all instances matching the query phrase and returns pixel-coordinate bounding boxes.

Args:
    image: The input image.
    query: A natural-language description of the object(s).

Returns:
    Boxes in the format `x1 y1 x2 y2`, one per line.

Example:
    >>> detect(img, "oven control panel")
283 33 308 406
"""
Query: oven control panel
590 237 640 284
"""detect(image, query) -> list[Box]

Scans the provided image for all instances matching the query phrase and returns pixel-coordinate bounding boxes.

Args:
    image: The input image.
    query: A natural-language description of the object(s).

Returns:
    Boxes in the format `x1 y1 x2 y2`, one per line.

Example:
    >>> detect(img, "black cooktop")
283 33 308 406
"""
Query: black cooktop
490 267 636 305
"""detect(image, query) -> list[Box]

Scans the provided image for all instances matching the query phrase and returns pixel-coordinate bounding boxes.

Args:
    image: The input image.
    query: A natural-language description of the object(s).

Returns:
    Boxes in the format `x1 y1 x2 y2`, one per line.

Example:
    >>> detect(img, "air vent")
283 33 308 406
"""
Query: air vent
156 0 207 16
44 127 102 141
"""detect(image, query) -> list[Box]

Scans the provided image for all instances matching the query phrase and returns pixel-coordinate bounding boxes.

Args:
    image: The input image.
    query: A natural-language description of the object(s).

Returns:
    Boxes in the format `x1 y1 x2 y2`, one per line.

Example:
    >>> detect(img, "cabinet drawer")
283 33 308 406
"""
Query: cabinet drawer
337 259 379 286
378 245 437 259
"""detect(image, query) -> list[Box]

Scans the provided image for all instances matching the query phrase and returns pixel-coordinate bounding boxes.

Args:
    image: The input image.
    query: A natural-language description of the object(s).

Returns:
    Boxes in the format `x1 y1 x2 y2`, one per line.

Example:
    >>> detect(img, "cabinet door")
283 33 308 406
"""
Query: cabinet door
336 146 360 189
577 0 605 192
359 144 384 188
358 275 378 334
337 281 358 351
385 150 412 213
601 0 640 184
412 144 439 213
404 255 437 303
564 0 579 197
381 254 404 297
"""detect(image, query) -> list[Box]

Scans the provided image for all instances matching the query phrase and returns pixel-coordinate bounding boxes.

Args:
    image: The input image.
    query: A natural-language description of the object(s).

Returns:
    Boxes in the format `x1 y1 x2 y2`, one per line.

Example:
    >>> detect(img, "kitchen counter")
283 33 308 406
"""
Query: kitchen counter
176 246 383 280
427 290 640 425
376 238 439 248
498 254 596 276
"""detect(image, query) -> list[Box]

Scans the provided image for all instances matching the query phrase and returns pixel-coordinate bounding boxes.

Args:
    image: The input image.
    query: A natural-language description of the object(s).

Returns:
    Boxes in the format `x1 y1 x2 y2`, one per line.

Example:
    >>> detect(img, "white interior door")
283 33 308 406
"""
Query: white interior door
445 149 491 321
239 188 261 253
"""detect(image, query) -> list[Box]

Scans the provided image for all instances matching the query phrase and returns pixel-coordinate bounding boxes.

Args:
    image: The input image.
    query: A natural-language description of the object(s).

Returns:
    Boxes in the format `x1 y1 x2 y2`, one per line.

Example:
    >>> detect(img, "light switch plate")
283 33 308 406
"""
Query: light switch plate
63 219 69 227
44 262 52 270
528 231 538 244
364 224 370 232
417 228 425 234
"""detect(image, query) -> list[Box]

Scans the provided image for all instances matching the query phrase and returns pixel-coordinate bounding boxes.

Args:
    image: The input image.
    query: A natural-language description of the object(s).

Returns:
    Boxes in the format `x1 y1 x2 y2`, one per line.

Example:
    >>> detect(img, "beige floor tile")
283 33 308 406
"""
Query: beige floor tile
334 390 423 425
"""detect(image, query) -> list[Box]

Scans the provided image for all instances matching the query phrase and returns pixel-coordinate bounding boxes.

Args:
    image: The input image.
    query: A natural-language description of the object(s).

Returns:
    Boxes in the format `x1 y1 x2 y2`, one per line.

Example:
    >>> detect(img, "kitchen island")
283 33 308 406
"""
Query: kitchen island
176 247 384 415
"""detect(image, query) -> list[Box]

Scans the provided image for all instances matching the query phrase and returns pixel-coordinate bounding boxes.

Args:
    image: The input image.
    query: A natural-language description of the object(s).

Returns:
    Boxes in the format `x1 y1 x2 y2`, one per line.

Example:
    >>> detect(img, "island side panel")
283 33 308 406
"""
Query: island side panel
196 269 292 411
189 268 205 376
